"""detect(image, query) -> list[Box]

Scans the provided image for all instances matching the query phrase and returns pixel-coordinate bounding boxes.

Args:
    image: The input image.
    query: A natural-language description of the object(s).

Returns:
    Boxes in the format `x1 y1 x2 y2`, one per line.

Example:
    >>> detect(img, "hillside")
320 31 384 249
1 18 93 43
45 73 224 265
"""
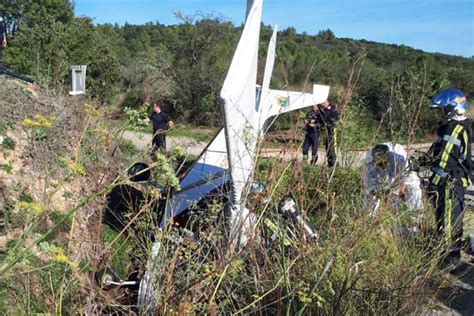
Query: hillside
0 77 138 312
3 13 474 140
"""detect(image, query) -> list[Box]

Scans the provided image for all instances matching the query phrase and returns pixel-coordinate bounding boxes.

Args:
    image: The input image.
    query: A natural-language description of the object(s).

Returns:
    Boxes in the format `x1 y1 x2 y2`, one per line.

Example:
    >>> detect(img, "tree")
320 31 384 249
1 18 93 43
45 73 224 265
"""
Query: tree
5 16 121 102
166 14 236 124
0 0 73 34
317 29 335 41
448 68 474 99
122 49 174 107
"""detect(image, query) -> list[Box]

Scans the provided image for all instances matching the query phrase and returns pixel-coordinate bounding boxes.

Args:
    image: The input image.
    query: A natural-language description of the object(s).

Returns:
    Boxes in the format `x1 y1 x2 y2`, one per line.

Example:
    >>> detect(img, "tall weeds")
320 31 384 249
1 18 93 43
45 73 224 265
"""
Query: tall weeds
0 65 446 314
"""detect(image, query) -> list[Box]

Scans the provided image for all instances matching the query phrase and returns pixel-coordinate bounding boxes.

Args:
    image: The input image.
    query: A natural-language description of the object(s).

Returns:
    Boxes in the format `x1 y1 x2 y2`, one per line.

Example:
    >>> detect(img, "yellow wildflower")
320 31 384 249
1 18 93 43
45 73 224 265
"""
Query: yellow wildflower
83 103 100 118
22 118 40 127
18 201 47 215
54 253 69 263
69 161 86 176
23 115 56 129
51 247 78 269
59 157 87 176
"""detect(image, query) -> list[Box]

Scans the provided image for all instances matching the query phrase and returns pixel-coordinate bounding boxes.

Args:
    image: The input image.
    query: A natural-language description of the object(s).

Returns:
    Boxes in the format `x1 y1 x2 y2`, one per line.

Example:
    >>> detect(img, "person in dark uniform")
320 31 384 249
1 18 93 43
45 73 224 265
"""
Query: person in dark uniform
318 100 339 167
427 88 471 265
302 104 322 164
150 100 171 155
0 17 7 64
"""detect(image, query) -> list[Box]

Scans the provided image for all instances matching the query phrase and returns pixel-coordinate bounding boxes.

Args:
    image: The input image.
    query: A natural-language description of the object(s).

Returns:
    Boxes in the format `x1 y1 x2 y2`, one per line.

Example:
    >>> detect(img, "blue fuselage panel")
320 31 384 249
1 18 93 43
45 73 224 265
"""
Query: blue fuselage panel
160 162 229 227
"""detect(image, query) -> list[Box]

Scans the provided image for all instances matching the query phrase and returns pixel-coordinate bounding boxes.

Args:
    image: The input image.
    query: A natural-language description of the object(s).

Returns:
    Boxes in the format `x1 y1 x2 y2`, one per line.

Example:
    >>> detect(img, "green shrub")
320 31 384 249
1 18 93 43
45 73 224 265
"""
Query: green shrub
119 139 139 156
1 136 15 150
0 163 13 173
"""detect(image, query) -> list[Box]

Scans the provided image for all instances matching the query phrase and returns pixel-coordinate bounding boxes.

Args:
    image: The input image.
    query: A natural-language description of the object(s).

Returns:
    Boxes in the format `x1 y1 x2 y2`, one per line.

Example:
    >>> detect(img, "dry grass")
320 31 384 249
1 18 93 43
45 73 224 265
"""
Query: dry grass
0 76 448 314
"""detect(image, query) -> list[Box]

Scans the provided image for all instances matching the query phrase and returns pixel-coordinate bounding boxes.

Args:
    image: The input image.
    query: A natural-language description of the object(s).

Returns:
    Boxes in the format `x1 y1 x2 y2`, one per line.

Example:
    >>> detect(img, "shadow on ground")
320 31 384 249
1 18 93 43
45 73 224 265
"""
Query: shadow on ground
438 259 474 315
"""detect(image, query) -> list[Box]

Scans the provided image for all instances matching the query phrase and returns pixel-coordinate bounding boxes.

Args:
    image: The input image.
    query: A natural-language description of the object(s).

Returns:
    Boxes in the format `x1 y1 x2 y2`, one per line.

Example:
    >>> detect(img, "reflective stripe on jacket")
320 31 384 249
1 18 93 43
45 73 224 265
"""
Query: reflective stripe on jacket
430 119 472 187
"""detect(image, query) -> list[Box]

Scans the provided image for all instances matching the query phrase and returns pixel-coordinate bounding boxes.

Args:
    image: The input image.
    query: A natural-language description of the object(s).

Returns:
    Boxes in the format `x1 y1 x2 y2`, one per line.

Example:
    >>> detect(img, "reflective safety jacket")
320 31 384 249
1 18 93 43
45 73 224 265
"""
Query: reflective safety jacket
430 119 472 188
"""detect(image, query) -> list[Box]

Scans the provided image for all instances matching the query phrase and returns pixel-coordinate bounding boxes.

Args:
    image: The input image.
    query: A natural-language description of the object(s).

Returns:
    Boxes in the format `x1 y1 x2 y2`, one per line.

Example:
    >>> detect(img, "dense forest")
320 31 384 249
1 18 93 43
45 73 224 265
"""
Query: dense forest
1 0 474 141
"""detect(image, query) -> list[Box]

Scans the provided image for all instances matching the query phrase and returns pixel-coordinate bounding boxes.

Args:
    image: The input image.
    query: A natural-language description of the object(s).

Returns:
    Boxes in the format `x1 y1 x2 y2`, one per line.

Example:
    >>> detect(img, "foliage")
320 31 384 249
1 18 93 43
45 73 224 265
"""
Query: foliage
0 4 471 313
0 162 12 173
0 135 15 150
122 49 174 107
0 0 73 33
124 104 150 130
3 3 473 141
119 139 139 156
167 127 212 142
339 97 385 148
152 152 180 189
4 12 120 102
164 14 237 125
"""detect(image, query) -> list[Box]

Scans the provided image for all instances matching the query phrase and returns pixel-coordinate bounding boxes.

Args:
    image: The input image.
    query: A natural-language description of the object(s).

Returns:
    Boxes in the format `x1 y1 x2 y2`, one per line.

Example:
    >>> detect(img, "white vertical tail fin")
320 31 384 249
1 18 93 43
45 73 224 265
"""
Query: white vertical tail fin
220 0 262 245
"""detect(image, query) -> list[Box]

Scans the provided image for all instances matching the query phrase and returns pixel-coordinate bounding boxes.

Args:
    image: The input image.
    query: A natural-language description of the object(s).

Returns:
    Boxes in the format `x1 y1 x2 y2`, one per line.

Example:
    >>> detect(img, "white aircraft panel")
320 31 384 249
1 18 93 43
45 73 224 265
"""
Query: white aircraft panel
257 25 277 117
261 84 330 132
220 0 262 206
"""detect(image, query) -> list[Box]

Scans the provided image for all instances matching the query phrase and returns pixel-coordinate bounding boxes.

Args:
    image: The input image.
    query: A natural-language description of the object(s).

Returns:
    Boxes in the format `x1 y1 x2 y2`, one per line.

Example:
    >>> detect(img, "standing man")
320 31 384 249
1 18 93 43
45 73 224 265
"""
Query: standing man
150 100 171 155
319 100 339 167
0 16 7 64
302 104 322 164
427 88 471 265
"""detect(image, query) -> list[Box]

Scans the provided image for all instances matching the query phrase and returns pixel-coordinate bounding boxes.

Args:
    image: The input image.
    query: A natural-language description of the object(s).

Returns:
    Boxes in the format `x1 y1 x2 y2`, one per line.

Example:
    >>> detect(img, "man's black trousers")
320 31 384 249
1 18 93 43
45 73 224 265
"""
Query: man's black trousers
326 126 337 167
433 182 466 258
303 131 320 160
152 132 166 152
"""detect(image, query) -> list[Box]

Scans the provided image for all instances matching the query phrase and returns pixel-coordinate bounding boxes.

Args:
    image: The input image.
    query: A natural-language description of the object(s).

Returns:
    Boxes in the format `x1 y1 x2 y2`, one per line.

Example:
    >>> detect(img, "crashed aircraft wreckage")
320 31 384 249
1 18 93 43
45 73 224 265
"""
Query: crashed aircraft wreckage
99 0 329 311
162 0 328 246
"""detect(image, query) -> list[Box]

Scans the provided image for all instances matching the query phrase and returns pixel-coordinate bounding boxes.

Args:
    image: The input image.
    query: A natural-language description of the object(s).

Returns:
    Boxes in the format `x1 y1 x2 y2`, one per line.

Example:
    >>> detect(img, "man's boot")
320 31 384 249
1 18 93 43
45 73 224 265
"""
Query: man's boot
311 156 318 165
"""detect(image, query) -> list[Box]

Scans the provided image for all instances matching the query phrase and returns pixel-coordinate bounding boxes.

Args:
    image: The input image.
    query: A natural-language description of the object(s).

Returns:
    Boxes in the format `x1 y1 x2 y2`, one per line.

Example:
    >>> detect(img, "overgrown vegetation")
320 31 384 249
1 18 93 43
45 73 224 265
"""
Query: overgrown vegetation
82 158 445 314
0 77 141 313
0 76 450 313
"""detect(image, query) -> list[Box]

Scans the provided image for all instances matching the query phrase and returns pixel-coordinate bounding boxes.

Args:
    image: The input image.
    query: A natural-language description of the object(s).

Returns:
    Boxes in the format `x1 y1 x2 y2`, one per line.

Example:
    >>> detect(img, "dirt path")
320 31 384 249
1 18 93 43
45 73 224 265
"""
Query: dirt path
122 130 434 167
121 130 208 157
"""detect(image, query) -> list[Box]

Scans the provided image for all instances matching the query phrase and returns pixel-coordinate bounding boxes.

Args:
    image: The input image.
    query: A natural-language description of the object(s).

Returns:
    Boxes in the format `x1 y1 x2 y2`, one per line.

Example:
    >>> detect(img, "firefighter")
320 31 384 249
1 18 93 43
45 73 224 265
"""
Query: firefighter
427 88 471 264
318 100 339 167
